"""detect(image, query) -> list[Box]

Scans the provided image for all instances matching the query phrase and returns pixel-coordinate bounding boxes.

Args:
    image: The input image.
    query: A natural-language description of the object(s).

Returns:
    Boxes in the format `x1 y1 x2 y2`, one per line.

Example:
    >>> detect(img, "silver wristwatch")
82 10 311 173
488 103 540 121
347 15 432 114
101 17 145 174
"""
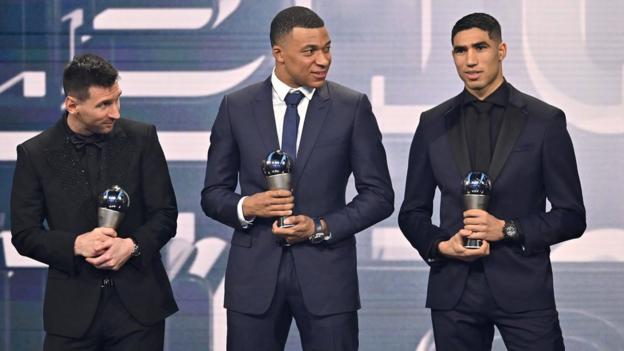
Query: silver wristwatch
309 217 329 244
129 237 141 257
502 220 519 241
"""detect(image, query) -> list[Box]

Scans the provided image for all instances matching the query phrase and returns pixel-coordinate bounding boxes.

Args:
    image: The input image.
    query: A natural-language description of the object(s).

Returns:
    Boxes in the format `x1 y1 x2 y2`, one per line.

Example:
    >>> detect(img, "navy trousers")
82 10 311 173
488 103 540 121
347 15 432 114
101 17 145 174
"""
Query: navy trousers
227 247 358 351
431 262 564 351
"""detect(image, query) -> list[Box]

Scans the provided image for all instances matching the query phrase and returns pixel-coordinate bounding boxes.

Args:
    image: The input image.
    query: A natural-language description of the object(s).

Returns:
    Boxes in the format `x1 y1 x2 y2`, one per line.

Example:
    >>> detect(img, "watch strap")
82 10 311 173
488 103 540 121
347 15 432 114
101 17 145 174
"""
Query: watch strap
129 236 141 257
309 217 328 244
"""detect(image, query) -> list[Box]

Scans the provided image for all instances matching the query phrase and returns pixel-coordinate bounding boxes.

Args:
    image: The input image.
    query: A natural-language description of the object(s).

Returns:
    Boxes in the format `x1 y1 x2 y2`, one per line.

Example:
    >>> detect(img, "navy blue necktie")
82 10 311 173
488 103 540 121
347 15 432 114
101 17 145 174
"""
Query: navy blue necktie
282 91 304 160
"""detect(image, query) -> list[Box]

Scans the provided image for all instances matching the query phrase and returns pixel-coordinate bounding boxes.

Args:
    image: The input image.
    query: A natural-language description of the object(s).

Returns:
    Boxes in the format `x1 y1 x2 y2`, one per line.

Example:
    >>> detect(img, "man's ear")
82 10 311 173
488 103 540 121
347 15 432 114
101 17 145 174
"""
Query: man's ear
272 45 284 63
498 42 507 61
64 96 79 114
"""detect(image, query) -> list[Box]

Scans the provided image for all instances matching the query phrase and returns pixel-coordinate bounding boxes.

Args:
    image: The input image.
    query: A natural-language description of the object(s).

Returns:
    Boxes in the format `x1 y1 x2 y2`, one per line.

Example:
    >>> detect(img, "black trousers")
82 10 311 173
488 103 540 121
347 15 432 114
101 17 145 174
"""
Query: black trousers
431 263 564 351
227 248 359 351
44 285 165 351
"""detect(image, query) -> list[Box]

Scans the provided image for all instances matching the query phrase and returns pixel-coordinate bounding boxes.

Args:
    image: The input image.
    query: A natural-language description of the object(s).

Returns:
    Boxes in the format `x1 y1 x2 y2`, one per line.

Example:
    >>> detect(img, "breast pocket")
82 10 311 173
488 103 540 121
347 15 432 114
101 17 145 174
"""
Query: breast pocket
510 143 535 153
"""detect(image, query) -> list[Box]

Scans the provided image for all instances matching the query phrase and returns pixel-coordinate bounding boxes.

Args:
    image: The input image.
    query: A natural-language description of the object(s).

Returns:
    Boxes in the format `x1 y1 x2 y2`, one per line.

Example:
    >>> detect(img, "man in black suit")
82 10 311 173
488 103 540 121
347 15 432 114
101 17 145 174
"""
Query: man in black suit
399 13 586 351
11 54 178 350
201 6 393 351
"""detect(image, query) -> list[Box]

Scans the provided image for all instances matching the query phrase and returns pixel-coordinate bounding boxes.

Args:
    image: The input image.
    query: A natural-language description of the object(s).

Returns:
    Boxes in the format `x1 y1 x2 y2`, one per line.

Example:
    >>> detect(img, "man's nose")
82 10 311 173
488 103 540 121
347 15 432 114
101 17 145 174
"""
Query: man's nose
109 101 121 119
316 51 331 67
466 49 477 66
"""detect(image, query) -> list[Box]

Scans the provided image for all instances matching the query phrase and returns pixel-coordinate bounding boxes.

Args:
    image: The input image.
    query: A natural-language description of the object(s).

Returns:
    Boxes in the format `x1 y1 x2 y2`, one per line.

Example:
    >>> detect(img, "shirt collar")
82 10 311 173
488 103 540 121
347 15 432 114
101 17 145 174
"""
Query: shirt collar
461 79 510 108
271 68 315 102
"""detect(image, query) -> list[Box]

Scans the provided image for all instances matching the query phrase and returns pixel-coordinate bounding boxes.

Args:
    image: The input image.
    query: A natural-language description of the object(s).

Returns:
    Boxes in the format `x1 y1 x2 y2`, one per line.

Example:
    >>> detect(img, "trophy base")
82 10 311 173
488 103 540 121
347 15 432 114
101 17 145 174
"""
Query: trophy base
463 238 483 249
278 217 294 228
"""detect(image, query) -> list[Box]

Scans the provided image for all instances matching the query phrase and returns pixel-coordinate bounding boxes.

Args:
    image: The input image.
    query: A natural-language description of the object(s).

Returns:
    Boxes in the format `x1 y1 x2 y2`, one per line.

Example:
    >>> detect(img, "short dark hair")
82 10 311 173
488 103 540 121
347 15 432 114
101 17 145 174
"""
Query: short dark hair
63 53 118 100
270 6 324 46
452 13 502 43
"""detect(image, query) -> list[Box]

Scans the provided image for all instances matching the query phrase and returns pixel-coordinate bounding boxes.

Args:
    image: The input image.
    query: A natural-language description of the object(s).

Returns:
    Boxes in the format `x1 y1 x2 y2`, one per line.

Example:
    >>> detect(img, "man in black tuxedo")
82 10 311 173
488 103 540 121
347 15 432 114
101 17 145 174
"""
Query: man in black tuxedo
201 6 394 351
11 54 178 350
399 13 586 351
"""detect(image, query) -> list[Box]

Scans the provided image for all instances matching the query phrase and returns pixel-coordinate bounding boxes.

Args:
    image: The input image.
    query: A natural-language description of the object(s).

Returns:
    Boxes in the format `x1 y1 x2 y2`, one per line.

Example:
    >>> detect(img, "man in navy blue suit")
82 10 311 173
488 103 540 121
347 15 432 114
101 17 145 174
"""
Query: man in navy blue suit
399 13 586 350
201 6 394 351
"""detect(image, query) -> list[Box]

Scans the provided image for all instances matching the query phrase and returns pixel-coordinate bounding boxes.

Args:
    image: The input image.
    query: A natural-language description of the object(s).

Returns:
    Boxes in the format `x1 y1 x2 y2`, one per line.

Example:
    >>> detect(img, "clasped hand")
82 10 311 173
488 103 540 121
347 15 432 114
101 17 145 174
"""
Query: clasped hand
243 190 315 244
272 215 315 244
437 209 504 261
74 227 135 271
242 189 294 219
462 209 505 242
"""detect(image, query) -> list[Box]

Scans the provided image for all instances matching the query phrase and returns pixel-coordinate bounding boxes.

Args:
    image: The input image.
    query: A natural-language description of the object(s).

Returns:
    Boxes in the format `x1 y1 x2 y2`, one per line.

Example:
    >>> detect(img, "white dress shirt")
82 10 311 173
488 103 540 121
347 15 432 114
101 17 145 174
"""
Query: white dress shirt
236 70 316 227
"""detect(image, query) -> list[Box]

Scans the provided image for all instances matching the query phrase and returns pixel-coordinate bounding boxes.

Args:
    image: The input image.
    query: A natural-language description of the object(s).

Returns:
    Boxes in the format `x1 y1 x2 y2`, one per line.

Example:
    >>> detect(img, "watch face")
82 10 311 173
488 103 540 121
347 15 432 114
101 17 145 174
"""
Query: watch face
309 233 325 244
505 222 517 238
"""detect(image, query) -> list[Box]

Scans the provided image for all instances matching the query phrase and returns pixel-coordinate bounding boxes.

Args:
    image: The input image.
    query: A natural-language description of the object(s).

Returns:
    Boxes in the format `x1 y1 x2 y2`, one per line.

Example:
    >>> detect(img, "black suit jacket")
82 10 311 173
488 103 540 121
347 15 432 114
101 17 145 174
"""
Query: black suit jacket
11 117 178 338
398 83 586 313
201 78 394 316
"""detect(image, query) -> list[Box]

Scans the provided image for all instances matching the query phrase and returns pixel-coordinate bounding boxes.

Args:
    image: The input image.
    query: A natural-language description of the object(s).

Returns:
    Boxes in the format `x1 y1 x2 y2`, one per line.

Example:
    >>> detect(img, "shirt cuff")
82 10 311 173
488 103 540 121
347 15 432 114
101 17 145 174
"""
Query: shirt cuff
237 196 255 228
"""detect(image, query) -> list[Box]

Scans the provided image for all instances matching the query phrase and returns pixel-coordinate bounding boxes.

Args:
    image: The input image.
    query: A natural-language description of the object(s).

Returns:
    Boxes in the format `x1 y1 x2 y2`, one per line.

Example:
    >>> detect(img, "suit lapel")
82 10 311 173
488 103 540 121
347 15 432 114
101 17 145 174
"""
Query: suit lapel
43 117 95 220
488 85 527 183
252 78 280 153
445 96 471 178
292 83 331 189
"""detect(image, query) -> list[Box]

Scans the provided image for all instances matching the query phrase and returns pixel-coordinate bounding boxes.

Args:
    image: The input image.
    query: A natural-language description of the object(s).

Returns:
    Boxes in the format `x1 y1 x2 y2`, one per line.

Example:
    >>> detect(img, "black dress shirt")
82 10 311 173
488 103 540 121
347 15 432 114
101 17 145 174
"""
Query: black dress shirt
460 80 510 171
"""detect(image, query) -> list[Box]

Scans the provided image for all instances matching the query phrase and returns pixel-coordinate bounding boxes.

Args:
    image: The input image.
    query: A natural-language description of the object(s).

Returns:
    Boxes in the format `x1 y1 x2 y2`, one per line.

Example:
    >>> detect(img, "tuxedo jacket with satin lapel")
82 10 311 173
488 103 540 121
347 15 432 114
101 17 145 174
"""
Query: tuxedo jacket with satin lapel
398 83 586 313
11 117 178 338
201 77 394 316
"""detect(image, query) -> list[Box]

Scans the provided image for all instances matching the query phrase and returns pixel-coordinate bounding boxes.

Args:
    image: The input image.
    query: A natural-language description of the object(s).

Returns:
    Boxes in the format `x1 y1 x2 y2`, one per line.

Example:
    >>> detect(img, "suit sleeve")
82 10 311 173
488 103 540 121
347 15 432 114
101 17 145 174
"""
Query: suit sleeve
11 144 79 274
398 114 451 265
200 95 245 231
516 111 586 253
131 125 178 270
323 94 394 243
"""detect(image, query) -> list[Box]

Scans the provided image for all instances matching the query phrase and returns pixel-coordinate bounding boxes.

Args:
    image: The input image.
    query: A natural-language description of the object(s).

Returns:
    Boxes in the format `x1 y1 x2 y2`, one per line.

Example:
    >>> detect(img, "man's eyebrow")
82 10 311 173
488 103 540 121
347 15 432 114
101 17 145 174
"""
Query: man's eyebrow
471 41 489 47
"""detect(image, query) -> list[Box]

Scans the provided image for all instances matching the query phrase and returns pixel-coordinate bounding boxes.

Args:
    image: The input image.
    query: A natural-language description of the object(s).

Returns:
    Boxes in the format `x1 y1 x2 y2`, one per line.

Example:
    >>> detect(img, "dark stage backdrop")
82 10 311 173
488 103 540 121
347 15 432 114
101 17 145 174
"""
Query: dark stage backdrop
1 1 622 350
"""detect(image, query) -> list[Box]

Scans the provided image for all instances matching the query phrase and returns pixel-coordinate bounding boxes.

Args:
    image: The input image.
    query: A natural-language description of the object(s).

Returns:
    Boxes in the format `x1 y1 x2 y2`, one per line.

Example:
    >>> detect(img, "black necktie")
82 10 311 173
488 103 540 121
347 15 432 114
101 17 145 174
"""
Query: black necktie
472 101 492 172
282 91 304 161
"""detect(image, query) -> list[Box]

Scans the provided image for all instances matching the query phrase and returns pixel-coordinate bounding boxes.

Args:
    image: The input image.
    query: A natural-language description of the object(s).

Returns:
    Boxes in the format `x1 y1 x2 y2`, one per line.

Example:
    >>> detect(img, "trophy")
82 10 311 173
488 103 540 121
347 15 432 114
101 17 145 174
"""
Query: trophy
462 171 491 249
98 185 130 229
261 150 293 228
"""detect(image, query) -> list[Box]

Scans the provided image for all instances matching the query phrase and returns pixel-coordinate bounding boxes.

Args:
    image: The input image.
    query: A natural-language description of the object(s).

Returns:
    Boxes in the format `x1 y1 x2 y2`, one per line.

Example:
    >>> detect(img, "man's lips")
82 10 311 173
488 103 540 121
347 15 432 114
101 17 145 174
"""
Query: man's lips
312 71 327 79
464 71 482 80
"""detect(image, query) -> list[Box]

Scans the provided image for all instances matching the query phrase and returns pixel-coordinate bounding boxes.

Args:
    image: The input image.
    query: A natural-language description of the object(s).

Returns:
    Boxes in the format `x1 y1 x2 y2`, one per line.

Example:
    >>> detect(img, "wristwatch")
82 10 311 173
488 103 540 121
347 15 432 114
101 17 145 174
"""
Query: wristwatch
129 236 141 257
309 217 329 244
502 220 519 241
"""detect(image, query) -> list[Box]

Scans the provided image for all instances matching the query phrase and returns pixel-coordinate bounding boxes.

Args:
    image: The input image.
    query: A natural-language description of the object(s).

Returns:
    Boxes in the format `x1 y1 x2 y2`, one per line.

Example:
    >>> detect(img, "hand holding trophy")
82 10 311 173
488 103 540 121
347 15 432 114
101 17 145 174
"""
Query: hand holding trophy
462 171 491 249
261 150 293 228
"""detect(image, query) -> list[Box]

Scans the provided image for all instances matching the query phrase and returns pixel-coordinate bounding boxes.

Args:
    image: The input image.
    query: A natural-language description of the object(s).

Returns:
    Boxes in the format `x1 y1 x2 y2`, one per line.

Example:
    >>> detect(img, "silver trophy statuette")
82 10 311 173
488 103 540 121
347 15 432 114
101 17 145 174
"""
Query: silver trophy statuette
261 150 293 228
98 185 130 229
462 171 491 249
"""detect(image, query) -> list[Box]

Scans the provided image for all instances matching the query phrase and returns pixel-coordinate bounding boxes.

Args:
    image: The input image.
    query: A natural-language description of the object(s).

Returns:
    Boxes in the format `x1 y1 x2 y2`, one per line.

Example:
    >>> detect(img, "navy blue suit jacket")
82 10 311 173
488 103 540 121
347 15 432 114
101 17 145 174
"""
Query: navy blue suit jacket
398 83 586 313
201 78 394 316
